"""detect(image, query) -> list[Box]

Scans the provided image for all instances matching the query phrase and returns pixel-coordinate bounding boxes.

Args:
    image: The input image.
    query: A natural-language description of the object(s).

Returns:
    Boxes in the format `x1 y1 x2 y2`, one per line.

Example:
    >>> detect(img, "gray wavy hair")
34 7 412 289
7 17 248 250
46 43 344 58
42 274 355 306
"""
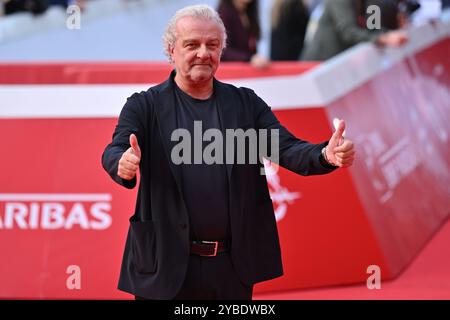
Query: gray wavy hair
163 4 227 63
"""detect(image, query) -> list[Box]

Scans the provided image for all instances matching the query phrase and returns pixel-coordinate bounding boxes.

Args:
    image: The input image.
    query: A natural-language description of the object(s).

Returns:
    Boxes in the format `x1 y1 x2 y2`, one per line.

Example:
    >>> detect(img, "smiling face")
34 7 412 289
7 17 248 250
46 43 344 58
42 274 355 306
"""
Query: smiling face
170 16 223 88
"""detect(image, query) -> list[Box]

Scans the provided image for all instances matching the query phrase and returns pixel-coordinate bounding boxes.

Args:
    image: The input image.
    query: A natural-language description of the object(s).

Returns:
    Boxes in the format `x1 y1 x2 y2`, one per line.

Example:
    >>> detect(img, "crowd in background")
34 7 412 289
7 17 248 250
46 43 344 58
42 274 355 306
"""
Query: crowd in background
218 0 447 65
1 0 449 62
218 0 450 64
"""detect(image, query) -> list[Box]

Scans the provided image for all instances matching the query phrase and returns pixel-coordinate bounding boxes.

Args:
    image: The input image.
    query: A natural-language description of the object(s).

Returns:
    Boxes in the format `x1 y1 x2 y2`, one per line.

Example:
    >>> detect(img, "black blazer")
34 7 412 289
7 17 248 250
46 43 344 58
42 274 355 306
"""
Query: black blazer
102 71 336 299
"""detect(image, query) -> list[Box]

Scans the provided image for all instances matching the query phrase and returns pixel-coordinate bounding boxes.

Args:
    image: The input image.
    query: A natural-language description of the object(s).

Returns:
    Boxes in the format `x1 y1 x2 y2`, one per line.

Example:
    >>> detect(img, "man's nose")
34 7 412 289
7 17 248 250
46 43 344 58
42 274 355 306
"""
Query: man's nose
197 45 210 59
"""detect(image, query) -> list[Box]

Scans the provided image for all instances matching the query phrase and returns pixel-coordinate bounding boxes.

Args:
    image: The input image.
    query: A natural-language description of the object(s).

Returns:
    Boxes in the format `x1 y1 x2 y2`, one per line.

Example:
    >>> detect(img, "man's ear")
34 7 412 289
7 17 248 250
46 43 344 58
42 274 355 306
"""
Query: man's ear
169 45 175 62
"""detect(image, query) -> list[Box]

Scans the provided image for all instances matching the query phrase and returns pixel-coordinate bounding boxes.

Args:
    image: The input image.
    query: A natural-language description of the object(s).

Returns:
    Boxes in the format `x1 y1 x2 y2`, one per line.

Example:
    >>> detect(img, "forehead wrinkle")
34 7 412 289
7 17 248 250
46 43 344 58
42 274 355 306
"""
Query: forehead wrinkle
175 17 222 44
181 36 220 44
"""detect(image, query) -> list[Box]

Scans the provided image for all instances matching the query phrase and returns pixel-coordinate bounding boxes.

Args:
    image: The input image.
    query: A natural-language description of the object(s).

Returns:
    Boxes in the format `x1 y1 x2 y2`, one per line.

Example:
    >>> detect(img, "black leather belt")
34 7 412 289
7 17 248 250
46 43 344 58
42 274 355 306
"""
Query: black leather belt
190 240 229 257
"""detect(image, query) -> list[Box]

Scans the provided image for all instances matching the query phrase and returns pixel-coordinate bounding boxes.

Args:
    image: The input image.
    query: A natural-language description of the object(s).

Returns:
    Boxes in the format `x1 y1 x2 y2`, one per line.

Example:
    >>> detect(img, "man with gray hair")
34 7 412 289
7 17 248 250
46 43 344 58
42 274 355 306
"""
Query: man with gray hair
102 4 355 300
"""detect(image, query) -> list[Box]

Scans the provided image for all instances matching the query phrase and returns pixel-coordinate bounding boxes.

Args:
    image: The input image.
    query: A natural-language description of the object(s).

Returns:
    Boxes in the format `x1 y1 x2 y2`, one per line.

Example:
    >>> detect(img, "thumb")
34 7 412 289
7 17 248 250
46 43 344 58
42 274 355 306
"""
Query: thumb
331 119 345 145
129 134 141 156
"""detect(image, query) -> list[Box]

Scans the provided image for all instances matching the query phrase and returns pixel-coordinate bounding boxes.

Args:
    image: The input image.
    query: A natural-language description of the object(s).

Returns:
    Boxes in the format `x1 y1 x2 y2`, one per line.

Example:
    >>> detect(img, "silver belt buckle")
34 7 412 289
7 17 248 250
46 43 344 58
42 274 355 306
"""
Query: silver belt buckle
202 241 218 257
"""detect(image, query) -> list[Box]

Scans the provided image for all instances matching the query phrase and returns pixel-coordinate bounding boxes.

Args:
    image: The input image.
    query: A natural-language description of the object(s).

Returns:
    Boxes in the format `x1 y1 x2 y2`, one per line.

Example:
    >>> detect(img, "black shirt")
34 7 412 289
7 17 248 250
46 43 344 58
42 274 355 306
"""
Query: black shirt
174 84 230 241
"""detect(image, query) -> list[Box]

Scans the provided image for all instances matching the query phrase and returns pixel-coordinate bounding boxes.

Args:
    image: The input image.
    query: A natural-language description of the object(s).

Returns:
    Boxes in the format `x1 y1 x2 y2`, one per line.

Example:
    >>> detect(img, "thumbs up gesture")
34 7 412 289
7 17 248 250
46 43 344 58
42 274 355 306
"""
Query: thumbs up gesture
118 134 142 180
324 119 355 168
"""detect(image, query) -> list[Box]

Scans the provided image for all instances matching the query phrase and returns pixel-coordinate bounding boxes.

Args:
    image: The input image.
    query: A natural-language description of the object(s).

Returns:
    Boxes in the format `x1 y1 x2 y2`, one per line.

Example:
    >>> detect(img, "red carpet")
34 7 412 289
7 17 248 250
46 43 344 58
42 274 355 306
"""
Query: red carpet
254 218 450 300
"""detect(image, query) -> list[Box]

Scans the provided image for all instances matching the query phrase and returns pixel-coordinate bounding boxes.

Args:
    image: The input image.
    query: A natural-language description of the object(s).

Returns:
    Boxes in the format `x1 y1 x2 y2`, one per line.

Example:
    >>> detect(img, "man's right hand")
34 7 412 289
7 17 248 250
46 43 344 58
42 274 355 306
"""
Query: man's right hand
118 134 141 180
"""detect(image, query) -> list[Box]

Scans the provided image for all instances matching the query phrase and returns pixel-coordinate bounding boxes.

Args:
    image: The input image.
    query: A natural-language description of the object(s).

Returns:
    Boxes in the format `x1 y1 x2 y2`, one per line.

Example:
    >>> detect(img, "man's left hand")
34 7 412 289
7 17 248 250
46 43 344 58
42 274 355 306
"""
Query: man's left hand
325 119 355 168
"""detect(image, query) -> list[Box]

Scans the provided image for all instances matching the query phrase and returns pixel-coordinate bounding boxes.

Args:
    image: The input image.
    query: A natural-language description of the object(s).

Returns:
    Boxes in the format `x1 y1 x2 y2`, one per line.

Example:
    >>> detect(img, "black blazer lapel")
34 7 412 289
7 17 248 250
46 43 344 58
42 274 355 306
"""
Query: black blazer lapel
214 78 239 181
153 73 184 196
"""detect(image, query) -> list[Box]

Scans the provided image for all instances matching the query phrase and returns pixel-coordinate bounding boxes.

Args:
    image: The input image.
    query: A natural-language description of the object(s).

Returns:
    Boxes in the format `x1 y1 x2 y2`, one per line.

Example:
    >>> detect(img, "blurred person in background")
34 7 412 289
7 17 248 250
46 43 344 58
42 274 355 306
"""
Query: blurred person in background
302 0 325 55
270 0 310 61
371 0 405 29
1 0 85 15
302 0 409 61
48 0 86 10
218 0 269 67
409 0 444 24
2 0 48 15
304 0 323 11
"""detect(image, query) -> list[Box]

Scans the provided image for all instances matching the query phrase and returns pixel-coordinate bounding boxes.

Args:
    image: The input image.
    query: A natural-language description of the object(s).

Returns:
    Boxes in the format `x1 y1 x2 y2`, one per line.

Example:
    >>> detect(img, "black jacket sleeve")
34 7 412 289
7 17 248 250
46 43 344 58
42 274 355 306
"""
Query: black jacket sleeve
101 92 147 189
250 89 337 175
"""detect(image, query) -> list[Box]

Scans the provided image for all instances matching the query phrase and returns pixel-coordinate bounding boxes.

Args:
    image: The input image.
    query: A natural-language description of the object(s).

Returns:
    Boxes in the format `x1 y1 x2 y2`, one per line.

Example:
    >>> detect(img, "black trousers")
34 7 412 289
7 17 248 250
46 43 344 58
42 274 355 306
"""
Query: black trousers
135 252 253 300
